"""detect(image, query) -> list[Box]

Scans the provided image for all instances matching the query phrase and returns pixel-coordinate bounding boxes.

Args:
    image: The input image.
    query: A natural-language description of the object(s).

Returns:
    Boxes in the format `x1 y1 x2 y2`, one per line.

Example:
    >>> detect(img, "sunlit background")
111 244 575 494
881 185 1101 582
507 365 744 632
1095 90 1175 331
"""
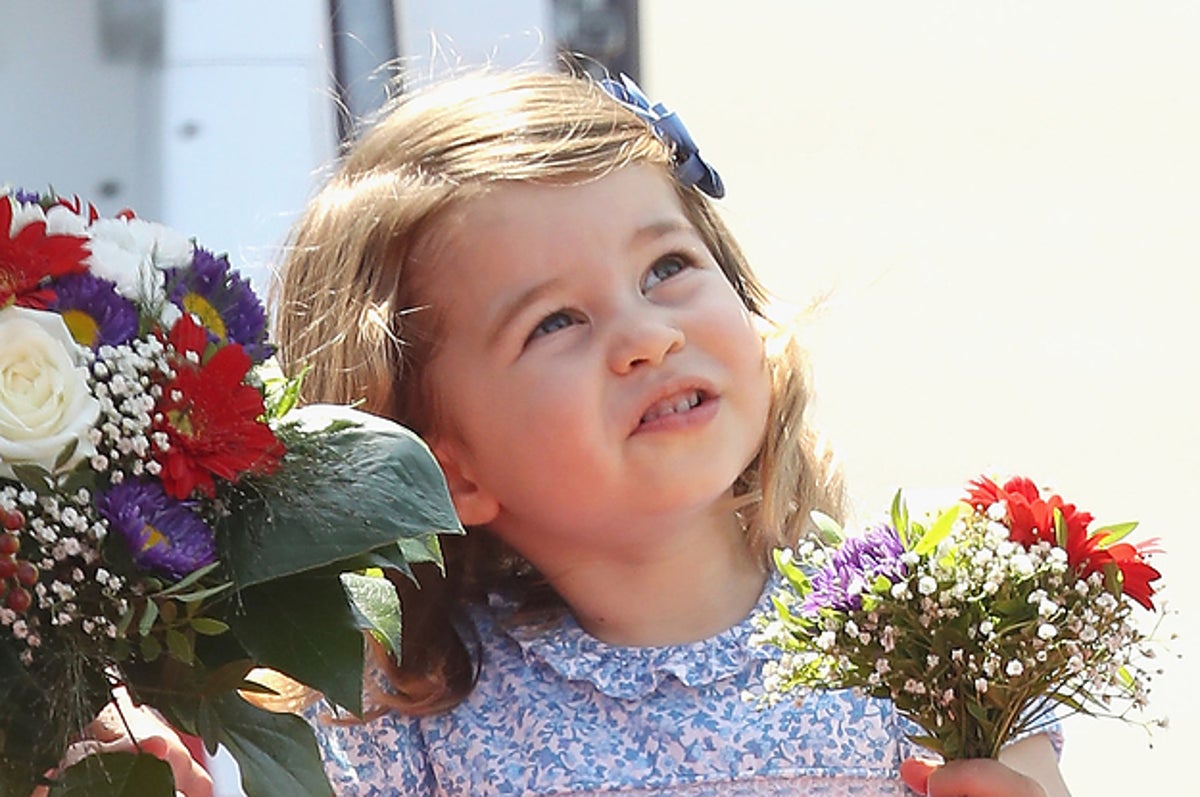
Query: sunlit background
2 2 1194 794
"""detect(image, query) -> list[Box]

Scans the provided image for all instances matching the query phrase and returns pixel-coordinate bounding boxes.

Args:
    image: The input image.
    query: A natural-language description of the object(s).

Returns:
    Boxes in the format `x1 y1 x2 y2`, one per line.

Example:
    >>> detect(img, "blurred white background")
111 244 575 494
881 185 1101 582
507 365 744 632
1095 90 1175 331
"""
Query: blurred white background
3 2 1194 794
642 4 1196 794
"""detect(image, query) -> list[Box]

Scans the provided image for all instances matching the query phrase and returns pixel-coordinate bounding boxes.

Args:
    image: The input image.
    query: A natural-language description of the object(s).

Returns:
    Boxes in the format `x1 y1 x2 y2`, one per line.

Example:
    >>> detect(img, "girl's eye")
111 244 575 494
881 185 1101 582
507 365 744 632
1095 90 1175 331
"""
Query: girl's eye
527 310 580 343
642 255 690 292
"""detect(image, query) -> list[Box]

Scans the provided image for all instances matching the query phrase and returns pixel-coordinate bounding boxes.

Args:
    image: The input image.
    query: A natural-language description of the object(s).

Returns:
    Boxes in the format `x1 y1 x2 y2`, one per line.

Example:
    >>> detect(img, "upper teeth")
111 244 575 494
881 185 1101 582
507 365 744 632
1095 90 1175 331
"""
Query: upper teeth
641 391 702 423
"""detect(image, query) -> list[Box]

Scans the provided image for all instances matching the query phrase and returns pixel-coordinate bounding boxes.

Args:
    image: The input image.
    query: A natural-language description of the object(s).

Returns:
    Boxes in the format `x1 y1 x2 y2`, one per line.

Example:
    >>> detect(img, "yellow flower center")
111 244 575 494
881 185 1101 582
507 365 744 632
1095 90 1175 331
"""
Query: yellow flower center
142 523 168 552
182 292 226 339
167 407 194 437
60 309 100 347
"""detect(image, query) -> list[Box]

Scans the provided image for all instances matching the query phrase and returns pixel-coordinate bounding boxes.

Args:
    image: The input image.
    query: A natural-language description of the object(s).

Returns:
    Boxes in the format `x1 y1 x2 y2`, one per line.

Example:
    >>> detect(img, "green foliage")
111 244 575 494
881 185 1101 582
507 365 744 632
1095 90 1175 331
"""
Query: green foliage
219 407 463 589
3 407 464 797
809 511 843 546
913 503 960 556
260 361 308 422
196 693 334 797
48 753 174 797
226 574 367 717
341 572 404 660
0 643 112 797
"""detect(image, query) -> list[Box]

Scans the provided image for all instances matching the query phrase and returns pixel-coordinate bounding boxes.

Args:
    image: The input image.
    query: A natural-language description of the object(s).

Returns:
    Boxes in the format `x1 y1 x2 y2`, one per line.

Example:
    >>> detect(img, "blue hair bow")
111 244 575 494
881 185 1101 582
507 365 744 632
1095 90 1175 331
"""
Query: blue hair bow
599 74 725 199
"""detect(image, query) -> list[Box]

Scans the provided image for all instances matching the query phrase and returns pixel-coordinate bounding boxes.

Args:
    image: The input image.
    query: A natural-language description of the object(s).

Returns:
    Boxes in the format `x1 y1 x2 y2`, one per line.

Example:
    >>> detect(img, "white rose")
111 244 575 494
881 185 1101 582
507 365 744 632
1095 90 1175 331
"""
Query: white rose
86 216 193 305
0 306 100 478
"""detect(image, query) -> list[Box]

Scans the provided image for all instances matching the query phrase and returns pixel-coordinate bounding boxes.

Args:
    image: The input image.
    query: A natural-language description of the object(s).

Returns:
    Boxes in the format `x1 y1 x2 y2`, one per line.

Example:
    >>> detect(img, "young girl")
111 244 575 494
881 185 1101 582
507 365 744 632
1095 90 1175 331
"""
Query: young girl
80 67 1065 796
265 68 1071 797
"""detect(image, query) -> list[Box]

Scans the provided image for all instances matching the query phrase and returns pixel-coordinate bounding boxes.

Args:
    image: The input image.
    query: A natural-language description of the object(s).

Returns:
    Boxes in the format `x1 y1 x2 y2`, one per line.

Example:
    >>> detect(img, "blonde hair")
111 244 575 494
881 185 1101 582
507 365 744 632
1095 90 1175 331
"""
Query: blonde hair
273 67 843 714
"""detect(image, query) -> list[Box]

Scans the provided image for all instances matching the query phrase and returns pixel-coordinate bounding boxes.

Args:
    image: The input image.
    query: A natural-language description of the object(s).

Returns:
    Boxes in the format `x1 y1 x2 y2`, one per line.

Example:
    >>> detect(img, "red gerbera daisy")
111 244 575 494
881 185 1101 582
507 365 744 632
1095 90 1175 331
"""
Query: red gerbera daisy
0 196 89 308
965 474 1162 609
153 314 284 499
966 475 1093 550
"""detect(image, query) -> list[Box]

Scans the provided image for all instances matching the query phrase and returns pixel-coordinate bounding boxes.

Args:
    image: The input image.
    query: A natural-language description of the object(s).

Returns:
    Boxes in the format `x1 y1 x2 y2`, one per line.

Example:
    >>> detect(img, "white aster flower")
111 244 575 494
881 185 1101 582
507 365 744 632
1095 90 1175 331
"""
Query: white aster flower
86 216 191 304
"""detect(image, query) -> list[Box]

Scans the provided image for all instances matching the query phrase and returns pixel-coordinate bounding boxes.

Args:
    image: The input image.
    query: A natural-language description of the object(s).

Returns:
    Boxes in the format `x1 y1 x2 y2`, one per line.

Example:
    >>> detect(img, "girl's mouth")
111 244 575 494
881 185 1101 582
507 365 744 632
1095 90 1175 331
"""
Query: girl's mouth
639 389 705 424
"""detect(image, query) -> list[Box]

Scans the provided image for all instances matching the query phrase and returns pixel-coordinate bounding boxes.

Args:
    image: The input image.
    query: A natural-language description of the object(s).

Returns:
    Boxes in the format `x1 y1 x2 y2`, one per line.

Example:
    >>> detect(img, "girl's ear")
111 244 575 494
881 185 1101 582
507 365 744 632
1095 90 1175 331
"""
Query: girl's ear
430 439 501 527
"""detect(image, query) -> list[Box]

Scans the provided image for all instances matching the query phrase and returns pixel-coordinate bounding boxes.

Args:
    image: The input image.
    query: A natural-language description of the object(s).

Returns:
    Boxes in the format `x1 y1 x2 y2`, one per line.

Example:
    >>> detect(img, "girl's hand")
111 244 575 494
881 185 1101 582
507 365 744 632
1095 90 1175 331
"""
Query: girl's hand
32 687 214 797
899 733 1070 797
900 757 1047 796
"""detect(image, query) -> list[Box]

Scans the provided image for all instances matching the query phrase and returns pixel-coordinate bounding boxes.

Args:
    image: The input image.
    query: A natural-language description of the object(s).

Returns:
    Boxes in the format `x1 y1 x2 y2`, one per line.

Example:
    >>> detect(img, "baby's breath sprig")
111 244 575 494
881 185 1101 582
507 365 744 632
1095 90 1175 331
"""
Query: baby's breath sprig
749 475 1166 761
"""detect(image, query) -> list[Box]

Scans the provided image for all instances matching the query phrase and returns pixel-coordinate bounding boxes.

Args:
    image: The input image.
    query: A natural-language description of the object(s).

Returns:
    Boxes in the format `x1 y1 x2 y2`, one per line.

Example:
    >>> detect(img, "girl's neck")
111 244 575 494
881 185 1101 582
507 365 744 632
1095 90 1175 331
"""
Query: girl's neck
539 510 768 647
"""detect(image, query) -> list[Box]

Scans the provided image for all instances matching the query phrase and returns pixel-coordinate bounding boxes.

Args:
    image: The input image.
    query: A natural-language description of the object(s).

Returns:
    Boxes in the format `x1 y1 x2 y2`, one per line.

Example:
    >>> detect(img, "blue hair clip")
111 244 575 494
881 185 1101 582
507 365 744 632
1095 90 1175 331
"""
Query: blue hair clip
598 74 725 199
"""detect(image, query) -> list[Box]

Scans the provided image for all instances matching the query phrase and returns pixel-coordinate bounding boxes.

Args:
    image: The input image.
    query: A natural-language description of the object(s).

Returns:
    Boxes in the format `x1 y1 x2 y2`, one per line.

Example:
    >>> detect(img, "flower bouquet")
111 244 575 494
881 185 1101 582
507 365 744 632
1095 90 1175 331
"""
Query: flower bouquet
751 474 1164 761
0 189 462 796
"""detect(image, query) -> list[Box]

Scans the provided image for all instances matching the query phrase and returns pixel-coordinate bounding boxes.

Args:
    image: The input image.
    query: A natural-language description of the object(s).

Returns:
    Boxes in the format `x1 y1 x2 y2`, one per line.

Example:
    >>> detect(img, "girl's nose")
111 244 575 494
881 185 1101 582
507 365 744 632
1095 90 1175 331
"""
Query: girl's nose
607 314 685 374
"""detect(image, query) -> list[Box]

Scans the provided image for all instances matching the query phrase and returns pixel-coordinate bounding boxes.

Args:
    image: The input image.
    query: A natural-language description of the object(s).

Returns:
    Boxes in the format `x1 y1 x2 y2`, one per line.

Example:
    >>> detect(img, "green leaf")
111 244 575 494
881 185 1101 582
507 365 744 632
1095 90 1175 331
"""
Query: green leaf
53 438 80 472
914 503 961 556
261 361 309 421
810 510 843 545
1093 521 1139 547
226 574 365 716
341 572 403 659
966 698 992 724
165 629 193 663
221 407 463 589
47 751 174 797
905 733 946 759
201 693 334 797
153 561 222 596
772 549 810 595
397 534 445 572
199 659 259 696
334 544 417 584
1053 507 1068 548
10 464 53 495
169 582 234 604
139 635 162 661
1103 561 1123 596
138 599 159 637
890 489 910 548
190 617 230 636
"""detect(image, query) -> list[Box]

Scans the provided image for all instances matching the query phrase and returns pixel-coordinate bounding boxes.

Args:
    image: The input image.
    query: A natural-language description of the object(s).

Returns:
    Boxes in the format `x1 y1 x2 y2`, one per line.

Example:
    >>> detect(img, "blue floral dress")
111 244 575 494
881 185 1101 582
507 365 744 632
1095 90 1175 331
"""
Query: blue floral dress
306 579 945 796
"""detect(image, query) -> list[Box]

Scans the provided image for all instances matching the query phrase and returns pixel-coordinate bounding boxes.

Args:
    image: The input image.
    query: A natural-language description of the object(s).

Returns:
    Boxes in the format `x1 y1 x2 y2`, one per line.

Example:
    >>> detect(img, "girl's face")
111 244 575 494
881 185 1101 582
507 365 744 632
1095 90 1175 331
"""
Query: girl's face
418 165 771 568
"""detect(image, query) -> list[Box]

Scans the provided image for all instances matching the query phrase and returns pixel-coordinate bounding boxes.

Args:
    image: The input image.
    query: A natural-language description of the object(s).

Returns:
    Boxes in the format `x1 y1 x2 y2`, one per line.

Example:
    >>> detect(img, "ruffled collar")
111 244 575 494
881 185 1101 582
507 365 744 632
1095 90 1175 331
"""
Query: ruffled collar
484 577 775 700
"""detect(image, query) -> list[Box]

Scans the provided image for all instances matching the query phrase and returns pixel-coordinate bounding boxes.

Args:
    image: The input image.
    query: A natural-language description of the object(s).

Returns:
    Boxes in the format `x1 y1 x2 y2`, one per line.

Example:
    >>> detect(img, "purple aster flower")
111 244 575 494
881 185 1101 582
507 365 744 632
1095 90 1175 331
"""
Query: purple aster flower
50 272 139 348
12 189 42 205
97 478 217 580
165 246 272 362
803 524 907 614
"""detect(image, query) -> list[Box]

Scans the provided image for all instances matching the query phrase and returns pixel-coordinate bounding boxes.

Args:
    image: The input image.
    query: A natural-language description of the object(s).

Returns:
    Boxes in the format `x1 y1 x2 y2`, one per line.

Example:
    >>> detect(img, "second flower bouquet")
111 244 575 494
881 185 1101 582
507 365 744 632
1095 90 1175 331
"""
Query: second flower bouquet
751 474 1165 761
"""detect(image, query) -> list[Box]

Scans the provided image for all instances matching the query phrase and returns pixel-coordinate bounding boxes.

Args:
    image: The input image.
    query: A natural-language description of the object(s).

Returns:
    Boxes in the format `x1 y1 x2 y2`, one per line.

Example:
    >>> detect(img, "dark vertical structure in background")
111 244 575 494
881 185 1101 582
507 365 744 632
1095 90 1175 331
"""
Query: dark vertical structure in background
327 0 640 143
329 0 400 142
551 0 639 82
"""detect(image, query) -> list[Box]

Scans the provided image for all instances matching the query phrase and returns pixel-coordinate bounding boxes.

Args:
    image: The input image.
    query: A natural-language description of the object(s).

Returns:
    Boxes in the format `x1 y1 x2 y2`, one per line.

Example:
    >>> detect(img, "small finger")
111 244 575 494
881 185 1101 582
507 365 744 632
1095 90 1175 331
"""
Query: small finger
60 739 106 769
900 757 937 794
173 757 215 797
